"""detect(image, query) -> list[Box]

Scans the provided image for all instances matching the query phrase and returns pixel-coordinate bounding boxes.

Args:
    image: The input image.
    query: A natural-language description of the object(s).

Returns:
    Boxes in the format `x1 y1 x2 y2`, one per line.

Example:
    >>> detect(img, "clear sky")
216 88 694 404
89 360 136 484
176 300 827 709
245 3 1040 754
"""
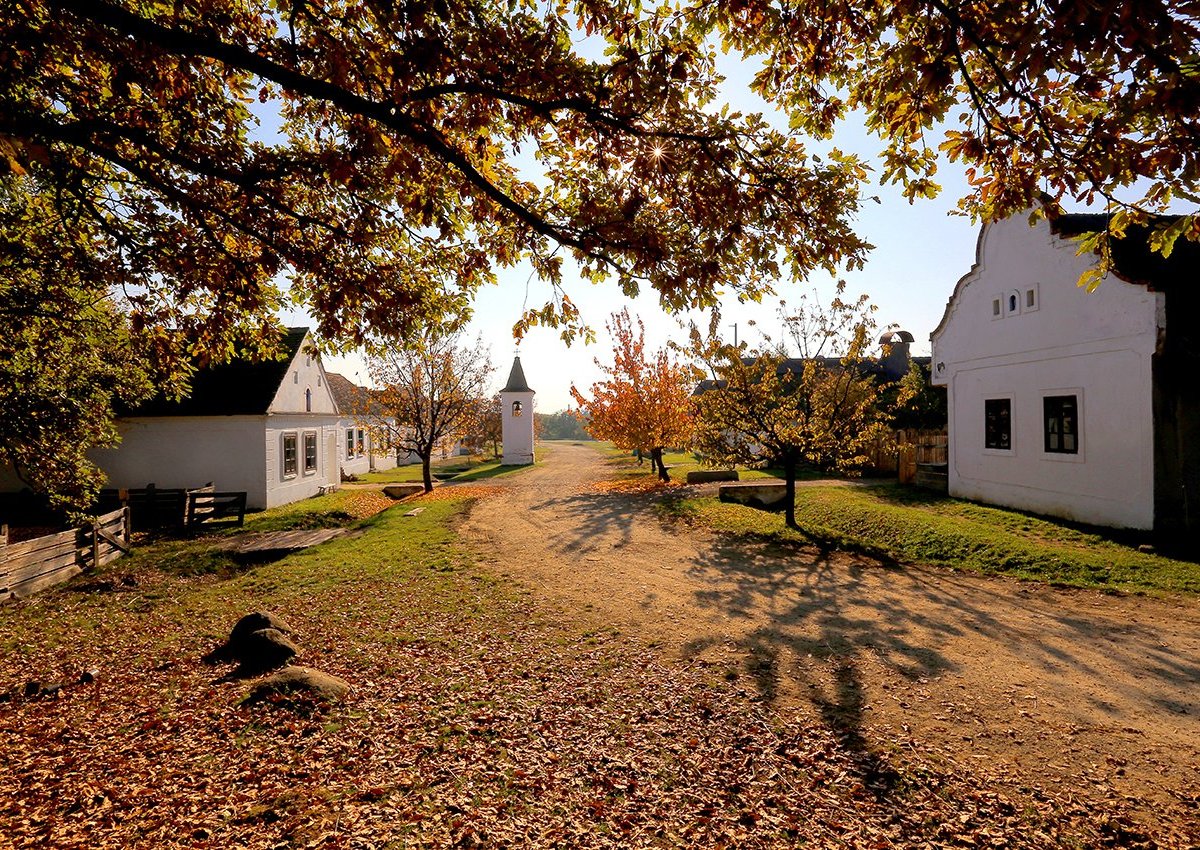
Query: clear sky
313 47 984 412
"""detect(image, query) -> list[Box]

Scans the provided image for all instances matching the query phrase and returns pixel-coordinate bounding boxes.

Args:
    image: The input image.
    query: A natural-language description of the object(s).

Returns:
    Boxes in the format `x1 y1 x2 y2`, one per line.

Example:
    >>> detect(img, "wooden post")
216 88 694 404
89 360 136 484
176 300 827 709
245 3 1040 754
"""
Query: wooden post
91 520 101 571
122 506 131 544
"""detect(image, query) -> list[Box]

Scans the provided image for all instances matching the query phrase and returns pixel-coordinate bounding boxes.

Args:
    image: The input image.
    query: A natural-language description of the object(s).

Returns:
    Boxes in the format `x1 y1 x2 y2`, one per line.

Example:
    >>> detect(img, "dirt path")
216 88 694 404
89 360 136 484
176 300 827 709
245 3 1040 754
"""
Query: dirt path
458 442 1200 828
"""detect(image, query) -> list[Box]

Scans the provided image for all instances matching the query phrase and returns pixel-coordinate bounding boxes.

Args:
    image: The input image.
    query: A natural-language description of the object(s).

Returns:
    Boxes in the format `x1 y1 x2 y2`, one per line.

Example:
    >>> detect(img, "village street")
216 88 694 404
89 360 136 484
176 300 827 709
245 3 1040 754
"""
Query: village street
460 441 1200 821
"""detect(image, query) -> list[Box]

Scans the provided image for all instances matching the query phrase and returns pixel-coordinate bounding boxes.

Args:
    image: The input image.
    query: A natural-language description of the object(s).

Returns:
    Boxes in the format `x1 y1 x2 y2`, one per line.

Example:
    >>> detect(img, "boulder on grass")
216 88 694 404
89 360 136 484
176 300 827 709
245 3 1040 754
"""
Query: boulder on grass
203 611 294 665
232 628 299 675
243 666 350 707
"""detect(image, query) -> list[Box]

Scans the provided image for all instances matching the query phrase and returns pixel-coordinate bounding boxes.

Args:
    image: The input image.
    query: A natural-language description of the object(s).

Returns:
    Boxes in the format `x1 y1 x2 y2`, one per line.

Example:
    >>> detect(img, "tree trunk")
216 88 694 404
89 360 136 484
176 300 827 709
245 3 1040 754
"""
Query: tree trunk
420 453 433 493
651 447 670 482
783 454 798 529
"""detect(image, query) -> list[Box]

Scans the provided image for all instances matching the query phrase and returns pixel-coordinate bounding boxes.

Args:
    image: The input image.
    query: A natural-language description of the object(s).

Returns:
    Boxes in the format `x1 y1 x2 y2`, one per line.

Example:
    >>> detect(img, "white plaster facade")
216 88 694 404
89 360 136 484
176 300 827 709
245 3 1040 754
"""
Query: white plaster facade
335 418 402 478
931 214 1164 530
93 328 348 510
500 356 535 466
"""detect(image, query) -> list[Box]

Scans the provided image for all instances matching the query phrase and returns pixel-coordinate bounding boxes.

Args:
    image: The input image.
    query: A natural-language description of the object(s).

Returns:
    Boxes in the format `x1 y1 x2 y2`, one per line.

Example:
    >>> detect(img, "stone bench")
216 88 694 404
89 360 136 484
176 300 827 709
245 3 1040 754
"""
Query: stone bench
382 483 426 499
686 469 739 484
718 481 788 511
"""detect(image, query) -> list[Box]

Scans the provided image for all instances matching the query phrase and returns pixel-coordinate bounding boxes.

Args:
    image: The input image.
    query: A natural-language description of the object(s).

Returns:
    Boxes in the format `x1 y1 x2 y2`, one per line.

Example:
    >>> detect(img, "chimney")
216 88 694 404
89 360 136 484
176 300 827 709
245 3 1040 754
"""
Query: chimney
879 330 914 380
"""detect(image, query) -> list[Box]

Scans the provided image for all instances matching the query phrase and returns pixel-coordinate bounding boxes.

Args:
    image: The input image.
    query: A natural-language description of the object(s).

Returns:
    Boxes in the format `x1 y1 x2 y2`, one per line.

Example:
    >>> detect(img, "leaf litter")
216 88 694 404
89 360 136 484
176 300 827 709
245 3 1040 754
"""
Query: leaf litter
0 499 1188 849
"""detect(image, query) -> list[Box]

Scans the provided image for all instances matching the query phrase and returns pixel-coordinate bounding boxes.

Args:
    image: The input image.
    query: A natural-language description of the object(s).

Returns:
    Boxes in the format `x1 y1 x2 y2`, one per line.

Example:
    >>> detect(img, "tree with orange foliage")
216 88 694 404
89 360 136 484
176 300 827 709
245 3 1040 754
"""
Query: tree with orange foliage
571 310 695 482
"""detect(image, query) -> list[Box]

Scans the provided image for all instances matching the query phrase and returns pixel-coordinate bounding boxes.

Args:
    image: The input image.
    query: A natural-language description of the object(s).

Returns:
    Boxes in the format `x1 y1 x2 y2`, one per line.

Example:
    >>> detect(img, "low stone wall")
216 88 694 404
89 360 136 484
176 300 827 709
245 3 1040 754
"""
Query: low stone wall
718 482 788 511
686 469 739 484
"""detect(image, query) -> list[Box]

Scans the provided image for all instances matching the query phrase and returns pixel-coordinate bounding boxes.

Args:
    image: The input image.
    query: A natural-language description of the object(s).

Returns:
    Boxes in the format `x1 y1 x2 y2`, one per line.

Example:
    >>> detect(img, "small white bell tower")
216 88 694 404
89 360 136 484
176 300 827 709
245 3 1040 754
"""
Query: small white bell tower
500 355 535 465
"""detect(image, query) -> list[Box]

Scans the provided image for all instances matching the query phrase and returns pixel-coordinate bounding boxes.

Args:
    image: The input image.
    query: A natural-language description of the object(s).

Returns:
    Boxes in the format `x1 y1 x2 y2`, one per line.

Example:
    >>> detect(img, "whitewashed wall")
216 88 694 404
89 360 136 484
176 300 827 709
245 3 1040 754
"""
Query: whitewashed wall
263 415 343 508
931 215 1163 529
93 417 269 507
335 417 400 478
271 343 338 415
501 390 535 465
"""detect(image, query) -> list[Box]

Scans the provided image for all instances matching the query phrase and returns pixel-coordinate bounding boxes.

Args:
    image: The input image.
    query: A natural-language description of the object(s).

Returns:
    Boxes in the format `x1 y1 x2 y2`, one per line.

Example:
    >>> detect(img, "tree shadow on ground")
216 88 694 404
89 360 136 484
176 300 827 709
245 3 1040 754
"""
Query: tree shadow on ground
522 477 1200 793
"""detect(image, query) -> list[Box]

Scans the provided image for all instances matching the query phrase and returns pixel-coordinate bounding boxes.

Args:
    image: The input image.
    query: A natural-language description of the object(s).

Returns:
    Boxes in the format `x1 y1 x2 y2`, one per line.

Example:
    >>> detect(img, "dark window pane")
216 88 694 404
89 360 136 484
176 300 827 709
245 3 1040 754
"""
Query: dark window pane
283 435 298 476
304 433 318 471
1044 396 1079 454
985 398 1011 450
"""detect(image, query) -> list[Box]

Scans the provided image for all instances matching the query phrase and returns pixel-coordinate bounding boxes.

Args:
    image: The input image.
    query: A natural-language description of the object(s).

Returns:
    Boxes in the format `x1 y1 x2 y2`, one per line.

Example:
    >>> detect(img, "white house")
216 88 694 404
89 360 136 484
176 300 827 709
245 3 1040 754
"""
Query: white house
93 328 345 510
930 212 1200 536
324 372 405 479
500 355 535 465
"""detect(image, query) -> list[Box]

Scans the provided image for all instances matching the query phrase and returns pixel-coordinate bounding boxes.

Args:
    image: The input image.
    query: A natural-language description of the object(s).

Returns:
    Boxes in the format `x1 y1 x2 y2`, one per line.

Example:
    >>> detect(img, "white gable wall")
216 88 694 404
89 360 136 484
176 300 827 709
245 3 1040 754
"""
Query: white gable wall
270 339 338 415
931 215 1163 529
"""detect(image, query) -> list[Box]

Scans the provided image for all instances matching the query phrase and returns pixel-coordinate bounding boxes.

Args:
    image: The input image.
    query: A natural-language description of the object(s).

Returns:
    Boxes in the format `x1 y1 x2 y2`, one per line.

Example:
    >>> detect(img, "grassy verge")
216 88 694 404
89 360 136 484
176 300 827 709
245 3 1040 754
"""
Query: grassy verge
0 488 1181 847
595 442 778 482
660 483 1199 596
357 449 546 485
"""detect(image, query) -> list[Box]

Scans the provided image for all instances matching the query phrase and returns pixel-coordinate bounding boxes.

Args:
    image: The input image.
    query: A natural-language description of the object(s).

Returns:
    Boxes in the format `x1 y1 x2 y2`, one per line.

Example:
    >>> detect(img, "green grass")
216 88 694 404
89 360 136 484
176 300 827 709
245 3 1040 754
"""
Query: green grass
357 450 545 485
660 483 1199 596
238 489 377 533
594 442 781 482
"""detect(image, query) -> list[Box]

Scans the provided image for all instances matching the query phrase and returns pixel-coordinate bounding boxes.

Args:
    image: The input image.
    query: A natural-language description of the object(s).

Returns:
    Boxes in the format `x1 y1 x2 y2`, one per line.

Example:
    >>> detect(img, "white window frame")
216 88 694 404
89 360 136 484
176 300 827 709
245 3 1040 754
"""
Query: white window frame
346 428 356 458
303 431 319 475
282 432 299 479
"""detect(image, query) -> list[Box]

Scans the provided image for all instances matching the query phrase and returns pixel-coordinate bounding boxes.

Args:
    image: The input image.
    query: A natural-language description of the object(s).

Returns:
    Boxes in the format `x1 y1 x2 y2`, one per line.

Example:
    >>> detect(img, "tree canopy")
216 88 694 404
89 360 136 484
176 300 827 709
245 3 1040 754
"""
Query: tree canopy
364 331 493 493
3 0 1198 507
691 294 909 528
571 309 694 481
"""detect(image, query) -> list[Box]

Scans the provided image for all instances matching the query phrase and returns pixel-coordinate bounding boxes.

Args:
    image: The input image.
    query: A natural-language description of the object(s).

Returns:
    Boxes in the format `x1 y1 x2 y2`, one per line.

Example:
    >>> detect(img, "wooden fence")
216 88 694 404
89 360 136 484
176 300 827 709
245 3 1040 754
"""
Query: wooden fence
866 429 948 483
96 483 243 532
0 507 131 600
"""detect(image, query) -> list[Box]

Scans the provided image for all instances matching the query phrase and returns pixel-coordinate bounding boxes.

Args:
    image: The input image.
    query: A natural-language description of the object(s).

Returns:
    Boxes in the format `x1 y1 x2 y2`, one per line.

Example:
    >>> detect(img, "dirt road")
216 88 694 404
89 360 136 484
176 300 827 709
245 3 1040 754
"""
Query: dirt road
459 442 1200 824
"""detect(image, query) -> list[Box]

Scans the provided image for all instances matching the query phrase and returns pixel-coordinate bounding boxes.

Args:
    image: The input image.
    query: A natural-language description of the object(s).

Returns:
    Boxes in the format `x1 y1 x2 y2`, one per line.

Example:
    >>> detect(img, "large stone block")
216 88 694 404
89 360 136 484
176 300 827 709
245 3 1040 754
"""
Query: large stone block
718 482 789 510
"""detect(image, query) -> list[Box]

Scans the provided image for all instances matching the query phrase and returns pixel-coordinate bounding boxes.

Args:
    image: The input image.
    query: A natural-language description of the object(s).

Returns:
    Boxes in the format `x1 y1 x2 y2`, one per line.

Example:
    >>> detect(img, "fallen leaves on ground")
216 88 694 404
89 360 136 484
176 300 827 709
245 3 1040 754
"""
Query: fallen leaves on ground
0 501 1188 849
418 485 507 502
592 477 687 494
341 490 394 519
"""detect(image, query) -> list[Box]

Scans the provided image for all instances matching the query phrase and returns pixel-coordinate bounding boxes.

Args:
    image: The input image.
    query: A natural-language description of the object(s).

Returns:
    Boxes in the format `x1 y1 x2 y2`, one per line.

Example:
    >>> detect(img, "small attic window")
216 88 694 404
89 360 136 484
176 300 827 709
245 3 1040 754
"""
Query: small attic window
992 298 1002 318
305 388 312 412
293 371 298 384
1008 293 1018 313
317 376 322 387
1025 285 1039 311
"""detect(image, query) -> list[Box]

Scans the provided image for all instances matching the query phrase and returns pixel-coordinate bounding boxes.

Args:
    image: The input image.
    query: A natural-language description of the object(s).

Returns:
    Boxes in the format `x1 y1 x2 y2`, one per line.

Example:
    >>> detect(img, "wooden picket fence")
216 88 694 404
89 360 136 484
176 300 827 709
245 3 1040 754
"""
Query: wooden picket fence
0 507 131 600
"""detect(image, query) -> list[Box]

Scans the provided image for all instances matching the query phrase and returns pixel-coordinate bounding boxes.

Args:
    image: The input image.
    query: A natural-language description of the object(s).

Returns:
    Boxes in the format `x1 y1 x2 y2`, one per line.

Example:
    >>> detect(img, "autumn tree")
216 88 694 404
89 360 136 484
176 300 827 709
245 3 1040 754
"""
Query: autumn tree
365 332 493 493
691 292 908 529
571 309 694 482
462 394 503 459
3 0 1197 507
